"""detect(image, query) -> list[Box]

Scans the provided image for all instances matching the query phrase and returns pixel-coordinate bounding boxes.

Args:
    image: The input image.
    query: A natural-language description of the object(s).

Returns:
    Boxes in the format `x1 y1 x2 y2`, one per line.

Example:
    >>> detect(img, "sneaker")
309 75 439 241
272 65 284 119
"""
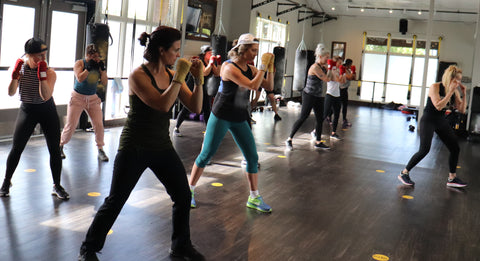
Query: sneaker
285 139 293 151
330 133 342 140
0 180 12 197
342 120 352 128
447 177 467 188
274 114 282 121
191 190 196 208
246 195 272 213
60 145 66 159
98 149 109 162
52 184 70 200
398 173 415 186
173 127 182 137
78 246 99 261
314 142 330 150
250 118 256 124
170 244 205 261
241 160 261 169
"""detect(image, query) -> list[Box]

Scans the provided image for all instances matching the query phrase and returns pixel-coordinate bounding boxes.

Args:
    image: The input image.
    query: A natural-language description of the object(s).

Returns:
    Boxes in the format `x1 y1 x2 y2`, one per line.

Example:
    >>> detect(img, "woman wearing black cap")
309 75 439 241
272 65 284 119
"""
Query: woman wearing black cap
173 45 221 137
0 38 69 199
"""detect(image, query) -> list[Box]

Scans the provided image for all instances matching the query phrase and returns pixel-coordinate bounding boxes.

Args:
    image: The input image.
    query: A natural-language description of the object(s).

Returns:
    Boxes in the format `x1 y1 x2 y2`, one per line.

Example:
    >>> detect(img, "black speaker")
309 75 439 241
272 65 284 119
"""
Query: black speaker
399 19 408 35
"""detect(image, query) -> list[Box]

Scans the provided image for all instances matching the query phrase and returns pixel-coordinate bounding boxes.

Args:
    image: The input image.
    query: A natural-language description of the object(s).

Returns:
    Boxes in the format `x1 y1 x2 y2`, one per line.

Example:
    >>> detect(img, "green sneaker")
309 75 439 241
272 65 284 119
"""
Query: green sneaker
246 195 272 213
190 189 196 208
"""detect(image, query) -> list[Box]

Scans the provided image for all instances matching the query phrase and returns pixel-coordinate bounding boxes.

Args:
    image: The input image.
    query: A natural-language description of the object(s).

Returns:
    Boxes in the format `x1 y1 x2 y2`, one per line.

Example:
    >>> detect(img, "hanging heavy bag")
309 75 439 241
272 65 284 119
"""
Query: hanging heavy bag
273 46 285 95
86 23 111 102
206 34 227 97
293 49 309 92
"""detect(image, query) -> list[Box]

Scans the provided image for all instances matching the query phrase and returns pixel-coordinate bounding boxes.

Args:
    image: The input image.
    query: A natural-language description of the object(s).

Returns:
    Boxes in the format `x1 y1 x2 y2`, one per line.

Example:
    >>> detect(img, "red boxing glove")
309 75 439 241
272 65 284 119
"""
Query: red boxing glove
12 59 24 80
339 65 346 75
208 55 215 65
215 55 221 64
327 59 336 70
37 61 48 81
351 65 356 74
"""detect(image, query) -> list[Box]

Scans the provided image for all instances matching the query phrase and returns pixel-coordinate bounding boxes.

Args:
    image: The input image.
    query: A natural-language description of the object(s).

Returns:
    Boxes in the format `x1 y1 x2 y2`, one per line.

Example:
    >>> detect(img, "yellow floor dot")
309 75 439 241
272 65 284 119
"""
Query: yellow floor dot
376 170 385 173
24 169 36 173
321 140 326 143
88 192 101 197
107 229 113 235
372 254 389 261
264 143 271 145
277 155 286 158
211 182 223 187
457 166 461 169
402 195 414 199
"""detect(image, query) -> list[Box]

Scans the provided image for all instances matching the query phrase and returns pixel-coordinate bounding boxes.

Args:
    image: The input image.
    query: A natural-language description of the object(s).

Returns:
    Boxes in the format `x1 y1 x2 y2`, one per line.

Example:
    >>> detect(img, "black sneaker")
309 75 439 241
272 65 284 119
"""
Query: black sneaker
0 180 12 197
398 173 415 186
170 245 205 261
78 245 99 261
342 120 352 129
447 177 467 188
52 184 70 200
60 146 66 159
274 114 282 121
314 142 330 150
98 149 109 162
330 133 341 140
285 139 293 151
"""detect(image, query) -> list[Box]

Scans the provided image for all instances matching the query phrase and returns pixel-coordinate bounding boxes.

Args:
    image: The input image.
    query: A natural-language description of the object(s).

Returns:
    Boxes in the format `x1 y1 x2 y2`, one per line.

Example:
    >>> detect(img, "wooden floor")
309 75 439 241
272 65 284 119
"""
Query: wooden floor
1 104 480 261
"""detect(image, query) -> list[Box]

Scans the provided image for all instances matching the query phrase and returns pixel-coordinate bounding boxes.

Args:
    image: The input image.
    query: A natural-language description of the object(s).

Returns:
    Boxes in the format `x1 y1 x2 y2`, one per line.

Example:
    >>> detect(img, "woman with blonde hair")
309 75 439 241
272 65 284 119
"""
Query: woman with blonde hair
399 65 467 187
188 33 274 212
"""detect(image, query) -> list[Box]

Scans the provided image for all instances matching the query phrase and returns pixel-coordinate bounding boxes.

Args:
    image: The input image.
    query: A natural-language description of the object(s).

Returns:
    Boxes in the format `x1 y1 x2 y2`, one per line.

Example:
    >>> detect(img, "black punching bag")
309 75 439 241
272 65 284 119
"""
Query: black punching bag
273 46 285 95
206 34 227 96
86 23 110 102
293 49 315 92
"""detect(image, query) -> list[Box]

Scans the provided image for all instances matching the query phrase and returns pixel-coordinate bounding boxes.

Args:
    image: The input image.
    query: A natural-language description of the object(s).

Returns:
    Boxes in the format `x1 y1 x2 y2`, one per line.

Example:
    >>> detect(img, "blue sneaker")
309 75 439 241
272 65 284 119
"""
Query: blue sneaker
246 195 272 213
190 190 196 208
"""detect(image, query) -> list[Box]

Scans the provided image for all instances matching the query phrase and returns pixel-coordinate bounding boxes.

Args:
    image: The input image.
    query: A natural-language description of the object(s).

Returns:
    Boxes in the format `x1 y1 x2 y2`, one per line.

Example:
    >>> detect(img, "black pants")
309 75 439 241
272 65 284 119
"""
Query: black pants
289 91 324 142
324 94 341 133
340 88 348 121
176 90 212 129
406 113 460 173
82 147 191 252
4 99 62 185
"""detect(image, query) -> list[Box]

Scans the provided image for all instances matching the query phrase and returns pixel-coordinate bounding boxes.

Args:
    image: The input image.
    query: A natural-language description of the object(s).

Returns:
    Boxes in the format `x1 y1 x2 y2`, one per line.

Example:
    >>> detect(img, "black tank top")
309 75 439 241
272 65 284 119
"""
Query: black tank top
118 64 174 151
424 82 456 116
211 61 253 122
303 63 326 97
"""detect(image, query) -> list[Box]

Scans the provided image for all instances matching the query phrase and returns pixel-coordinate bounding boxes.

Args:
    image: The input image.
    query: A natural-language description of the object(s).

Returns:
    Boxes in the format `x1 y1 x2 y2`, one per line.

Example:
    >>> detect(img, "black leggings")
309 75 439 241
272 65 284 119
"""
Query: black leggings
289 91 324 142
4 99 62 185
340 88 348 121
176 91 212 128
406 113 460 173
324 94 341 133
82 147 191 252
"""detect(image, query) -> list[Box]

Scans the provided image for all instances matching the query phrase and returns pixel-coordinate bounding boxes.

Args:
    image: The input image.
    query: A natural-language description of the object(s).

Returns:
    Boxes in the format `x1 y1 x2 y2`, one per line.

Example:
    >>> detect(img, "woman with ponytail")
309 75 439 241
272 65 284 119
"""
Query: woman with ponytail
78 26 205 261
399 65 467 188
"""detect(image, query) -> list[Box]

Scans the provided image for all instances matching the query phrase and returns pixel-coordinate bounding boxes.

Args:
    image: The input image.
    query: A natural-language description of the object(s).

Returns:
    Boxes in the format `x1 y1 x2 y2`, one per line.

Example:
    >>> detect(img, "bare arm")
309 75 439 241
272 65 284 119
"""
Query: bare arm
8 80 19 96
429 82 456 111
39 68 56 101
454 83 467 114
74 60 89 83
311 64 328 82
221 63 266 91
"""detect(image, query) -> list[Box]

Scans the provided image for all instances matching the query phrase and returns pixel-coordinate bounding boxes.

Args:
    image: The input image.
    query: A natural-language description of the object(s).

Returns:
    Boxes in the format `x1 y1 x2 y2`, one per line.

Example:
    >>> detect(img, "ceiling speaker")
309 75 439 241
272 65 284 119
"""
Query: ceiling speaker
399 19 408 35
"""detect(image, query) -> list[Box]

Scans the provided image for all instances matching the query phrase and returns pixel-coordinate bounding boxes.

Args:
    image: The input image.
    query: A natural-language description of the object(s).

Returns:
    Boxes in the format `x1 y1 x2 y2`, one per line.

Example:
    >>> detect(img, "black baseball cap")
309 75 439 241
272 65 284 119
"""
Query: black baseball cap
24 38 48 54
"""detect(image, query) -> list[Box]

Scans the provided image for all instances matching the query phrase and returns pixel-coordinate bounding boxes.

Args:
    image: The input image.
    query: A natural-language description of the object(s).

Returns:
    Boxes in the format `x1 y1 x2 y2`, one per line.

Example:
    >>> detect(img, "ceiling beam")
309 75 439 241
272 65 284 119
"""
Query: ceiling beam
276 3 303 16
251 0 277 10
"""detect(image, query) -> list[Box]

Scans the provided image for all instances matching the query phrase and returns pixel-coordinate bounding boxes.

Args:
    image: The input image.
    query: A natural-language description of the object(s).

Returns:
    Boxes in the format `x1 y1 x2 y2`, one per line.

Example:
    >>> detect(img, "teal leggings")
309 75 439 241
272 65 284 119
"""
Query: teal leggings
195 113 258 173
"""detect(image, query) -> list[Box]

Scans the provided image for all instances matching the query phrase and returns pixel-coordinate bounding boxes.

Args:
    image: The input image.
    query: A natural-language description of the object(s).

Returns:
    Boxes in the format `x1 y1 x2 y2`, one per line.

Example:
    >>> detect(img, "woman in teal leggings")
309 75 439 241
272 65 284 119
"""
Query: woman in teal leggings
188 33 274 213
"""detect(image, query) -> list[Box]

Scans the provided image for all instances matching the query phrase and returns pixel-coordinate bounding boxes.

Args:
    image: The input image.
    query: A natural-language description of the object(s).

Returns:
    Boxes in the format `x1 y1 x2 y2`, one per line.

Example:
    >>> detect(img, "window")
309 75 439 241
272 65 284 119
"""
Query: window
255 17 287 57
361 36 439 106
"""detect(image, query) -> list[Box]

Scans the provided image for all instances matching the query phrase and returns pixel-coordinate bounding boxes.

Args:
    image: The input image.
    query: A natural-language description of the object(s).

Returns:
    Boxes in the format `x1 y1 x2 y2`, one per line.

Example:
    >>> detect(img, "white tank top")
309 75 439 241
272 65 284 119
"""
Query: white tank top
326 81 340 97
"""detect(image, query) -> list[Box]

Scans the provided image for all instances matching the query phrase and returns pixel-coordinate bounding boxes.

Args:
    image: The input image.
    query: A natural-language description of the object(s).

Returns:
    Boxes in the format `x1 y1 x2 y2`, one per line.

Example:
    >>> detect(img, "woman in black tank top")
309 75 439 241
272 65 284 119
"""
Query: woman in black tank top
79 26 206 261
399 65 467 188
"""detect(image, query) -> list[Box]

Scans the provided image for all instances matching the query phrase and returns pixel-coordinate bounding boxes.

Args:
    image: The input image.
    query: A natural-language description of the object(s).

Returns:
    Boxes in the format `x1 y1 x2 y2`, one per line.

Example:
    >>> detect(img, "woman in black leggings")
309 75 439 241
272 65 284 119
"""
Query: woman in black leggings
0 38 69 199
78 26 205 261
399 65 467 188
285 44 330 150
